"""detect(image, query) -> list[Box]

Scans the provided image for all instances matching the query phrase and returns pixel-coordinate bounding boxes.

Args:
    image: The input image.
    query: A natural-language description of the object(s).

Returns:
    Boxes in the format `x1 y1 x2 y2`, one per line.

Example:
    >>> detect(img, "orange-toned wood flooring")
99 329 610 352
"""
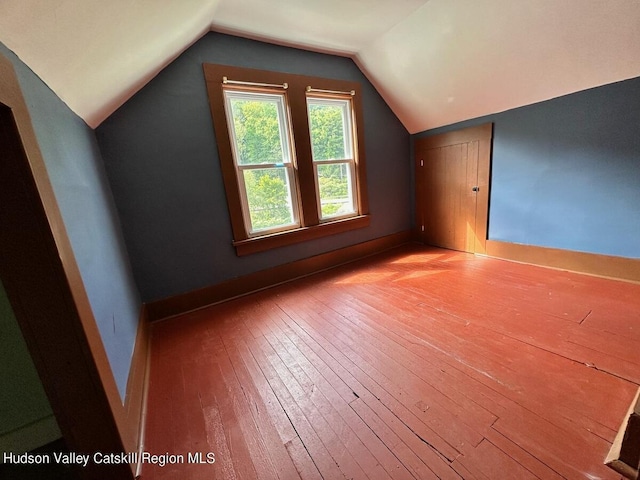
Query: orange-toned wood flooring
143 245 639 479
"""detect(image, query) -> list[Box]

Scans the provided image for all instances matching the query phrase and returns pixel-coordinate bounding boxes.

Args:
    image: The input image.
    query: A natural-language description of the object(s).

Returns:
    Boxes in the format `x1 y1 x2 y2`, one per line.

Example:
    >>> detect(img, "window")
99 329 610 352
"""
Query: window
205 64 369 255
224 90 299 235
307 97 357 220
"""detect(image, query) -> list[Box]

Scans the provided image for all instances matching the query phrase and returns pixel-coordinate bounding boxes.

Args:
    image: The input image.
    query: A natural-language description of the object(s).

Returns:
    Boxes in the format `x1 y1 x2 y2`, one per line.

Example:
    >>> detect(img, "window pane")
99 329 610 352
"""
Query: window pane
317 163 355 219
307 99 352 161
243 167 297 232
227 93 289 165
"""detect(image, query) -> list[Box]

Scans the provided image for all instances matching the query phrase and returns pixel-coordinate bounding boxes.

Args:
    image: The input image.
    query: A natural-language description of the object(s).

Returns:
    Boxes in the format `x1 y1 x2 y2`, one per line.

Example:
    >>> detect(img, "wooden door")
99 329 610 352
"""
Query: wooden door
415 124 492 254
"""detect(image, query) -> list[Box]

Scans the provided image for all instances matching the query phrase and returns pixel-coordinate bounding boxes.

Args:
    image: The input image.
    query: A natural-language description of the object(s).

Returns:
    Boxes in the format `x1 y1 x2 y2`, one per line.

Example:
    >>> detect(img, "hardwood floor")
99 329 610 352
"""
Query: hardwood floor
142 245 639 479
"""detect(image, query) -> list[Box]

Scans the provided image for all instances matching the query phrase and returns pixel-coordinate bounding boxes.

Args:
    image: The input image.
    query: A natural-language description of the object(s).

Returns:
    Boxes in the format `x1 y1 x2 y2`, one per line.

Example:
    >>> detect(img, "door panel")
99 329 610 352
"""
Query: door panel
415 124 492 254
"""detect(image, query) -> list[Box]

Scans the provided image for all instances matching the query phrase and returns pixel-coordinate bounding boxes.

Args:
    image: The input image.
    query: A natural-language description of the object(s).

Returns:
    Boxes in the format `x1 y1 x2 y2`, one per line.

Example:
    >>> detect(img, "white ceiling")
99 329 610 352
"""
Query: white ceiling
1 0 640 132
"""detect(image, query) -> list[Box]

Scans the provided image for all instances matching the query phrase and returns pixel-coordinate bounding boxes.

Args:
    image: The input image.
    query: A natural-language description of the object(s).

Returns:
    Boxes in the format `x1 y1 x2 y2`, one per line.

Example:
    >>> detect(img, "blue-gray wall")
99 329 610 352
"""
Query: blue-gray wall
416 77 640 259
1 43 141 399
96 33 411 302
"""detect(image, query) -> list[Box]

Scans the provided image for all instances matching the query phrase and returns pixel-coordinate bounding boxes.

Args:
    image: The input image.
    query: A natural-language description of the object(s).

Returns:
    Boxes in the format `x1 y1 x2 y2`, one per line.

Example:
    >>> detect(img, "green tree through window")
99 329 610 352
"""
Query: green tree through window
308 104 345 160
243 168 293 230
231 99 284 165
231 97 352 226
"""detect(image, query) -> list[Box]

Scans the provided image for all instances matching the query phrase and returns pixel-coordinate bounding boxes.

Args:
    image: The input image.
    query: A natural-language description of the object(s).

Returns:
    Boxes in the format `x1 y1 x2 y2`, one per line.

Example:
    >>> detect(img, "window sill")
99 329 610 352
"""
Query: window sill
233 215 370 256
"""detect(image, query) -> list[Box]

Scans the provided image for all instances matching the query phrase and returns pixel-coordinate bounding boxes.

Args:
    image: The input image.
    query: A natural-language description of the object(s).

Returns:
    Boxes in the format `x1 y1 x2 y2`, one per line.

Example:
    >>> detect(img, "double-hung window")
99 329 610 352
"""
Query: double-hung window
224 90 299 235
307 96 357 221
205 64 369 255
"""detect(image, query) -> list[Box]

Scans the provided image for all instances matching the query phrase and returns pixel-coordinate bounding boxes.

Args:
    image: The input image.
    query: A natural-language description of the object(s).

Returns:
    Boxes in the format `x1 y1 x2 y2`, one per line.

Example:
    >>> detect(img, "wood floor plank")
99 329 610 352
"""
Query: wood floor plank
582 307 640 341
143 244 639 480
328 275 636 437
269 297 461 478
142 353 177 480
239 329 347 479
349 397 449 480
255 313 389 479
262 300 460 480
450 458 492 480
493 409 617 479
375 255 640 384
307 305 487 450
212 332 303 480
200 402 238 480
178 359 221 480
272 294 468 478
275 293 463 461
312 306 492 451
260 309 417 480
219 315 326 480
228 336 323 480
312 289 500 430
252 332 369 480
483 428 566 480
283 437 323 480
358 288 628 449
221 328 299 446
455 439 538 480
198 355 261 480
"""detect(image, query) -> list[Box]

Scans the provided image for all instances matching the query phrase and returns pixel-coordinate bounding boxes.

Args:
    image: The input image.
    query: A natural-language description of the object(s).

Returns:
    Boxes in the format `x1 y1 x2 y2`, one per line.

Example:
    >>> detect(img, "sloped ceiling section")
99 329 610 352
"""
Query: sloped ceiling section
357 0 640 133
1 0 640 132
0 0 221 128
211 0 427 55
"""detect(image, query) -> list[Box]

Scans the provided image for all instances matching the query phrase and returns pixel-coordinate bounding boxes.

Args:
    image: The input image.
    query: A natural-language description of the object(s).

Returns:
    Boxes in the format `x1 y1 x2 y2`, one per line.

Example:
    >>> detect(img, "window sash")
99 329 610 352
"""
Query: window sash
307 96 358 221
223 89 300 236
224 90 293 167
306 96 354 164
238 164 300 236
314 159 357 221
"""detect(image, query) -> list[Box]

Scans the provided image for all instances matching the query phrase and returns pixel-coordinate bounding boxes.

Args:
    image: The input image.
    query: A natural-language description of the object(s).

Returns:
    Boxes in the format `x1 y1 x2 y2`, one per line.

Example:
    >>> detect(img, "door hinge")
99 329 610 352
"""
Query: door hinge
421 225 425 232
420 160 424 167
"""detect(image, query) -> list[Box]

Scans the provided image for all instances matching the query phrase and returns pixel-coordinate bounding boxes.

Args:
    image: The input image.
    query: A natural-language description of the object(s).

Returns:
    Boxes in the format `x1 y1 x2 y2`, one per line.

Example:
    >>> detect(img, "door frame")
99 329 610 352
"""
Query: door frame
415 123 493 254
0 54 134 479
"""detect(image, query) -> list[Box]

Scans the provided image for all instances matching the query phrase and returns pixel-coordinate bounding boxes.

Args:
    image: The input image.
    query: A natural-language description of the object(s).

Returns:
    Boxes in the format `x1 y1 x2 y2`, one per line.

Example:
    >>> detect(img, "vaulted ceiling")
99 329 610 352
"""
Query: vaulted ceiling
1 0 640 133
